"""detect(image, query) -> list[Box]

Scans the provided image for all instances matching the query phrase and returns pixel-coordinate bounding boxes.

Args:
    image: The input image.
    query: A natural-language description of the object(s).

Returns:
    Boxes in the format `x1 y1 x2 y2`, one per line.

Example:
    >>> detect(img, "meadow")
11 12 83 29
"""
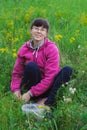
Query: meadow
0 0 87 129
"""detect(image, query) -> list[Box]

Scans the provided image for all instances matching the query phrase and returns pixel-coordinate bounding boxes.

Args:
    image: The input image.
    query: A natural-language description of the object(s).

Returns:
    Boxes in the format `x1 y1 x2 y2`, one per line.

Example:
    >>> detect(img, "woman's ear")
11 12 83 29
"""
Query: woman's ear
30 29 33 35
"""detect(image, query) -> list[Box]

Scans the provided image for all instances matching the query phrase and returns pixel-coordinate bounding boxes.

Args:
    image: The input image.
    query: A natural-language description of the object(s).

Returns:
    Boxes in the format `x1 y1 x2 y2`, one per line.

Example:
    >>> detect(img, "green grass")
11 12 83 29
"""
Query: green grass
0 0 87 129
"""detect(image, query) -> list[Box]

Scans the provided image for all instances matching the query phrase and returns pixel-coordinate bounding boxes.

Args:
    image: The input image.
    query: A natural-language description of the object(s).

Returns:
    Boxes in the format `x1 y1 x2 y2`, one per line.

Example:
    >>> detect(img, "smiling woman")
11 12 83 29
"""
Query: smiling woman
30 18 49 45
10 18 72 116
0 0 87 129
30 25 48 46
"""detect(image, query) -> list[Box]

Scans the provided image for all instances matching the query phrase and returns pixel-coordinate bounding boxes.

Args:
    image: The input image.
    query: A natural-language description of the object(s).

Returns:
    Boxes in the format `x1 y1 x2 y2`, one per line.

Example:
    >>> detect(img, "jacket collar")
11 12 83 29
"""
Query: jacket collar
30 39 44 50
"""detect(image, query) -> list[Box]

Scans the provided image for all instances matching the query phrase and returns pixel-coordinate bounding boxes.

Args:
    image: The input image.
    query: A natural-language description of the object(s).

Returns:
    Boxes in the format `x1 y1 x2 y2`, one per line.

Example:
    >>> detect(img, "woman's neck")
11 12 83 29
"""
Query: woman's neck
32 39 44 48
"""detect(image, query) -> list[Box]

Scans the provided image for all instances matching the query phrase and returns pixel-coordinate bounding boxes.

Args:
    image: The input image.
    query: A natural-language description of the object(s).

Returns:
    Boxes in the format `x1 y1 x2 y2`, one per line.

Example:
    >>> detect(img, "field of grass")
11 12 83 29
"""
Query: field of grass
0 0 87 129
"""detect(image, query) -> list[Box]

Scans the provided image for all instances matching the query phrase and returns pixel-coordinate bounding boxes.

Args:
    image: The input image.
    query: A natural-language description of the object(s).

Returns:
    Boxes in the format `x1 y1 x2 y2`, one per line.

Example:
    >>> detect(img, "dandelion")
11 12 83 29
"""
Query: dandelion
54 34 63 41
69 87 76 94
70 37 75 43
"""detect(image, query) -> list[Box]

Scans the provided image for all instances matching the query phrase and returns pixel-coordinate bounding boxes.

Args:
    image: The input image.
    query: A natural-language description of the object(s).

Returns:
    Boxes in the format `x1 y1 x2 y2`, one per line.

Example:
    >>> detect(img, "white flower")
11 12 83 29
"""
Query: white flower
69 87 76 94
63 96 72 103
78 45 81 49
62 84 65 87
82 70 85 73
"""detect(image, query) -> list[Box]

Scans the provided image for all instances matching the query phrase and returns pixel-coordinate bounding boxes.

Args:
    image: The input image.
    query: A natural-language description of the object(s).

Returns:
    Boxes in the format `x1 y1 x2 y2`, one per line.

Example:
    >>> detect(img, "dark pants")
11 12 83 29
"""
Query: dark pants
20 62 72 106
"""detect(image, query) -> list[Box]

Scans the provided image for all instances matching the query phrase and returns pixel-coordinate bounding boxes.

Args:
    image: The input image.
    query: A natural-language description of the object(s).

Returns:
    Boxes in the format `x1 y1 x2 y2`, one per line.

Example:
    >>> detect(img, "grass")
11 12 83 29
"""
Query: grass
0 0 87 129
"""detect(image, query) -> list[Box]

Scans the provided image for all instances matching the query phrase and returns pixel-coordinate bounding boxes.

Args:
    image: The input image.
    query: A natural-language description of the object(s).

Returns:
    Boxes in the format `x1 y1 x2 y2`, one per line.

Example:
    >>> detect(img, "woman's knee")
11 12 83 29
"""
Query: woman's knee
62 66 72 76
25 62 39 71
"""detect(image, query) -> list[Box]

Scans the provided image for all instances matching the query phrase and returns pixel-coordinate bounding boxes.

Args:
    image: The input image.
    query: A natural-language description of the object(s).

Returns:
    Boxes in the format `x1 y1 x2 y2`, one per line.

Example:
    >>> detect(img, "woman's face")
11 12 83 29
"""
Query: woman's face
30 26 48 43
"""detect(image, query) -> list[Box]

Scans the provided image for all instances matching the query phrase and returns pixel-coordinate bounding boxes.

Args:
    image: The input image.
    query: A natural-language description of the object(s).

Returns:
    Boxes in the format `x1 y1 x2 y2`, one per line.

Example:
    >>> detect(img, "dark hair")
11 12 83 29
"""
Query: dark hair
30 18 49 32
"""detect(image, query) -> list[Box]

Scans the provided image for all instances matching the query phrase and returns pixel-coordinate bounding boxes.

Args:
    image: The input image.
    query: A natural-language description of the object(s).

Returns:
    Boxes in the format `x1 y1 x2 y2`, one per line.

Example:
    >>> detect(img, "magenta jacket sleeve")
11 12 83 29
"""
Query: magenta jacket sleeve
30 44 60 96
11 50 25 92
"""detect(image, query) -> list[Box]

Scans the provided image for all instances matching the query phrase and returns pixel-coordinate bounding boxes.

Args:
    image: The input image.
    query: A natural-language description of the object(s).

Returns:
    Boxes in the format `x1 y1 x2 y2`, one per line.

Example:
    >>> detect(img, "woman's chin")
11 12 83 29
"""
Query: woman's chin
34 38 43 42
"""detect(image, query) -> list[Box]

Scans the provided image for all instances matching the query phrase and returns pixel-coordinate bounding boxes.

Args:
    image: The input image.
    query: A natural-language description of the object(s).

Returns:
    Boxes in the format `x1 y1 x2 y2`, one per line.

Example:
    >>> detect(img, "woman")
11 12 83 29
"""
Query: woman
11 18 72 111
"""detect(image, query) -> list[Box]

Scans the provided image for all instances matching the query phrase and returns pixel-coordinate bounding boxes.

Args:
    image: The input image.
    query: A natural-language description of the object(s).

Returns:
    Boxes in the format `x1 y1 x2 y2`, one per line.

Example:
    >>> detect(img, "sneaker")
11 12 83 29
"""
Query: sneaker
21 103 53 119
21 103 45 118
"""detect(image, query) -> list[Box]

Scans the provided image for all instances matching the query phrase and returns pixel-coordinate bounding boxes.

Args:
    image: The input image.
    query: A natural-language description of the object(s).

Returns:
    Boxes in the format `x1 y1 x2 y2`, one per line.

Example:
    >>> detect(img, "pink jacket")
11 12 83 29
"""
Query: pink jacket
11 38 60 96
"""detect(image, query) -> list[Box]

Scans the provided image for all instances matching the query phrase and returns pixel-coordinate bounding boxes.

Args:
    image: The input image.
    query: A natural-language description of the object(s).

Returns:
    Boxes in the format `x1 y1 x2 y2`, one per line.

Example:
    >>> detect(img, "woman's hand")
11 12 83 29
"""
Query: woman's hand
14 91 22 100
22 91 31 102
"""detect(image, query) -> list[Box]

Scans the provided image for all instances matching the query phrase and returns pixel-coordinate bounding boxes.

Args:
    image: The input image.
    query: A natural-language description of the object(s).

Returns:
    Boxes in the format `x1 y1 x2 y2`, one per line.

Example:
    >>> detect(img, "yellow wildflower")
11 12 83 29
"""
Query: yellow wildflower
44 118 47 121
24 7 35 23
0 48 6 53
5 47 9 53
75 30 80 37
70 37 75 43
12 37 19 44
12 49 16 52
7 20 14 28
5 32 12 41
55 10 62 19
13 52 17 58
85 45 87 49
54 34 63 41
24 13 31 23
0 47 9 53
75 30 80 33
81 15 87 25
48 3 52 7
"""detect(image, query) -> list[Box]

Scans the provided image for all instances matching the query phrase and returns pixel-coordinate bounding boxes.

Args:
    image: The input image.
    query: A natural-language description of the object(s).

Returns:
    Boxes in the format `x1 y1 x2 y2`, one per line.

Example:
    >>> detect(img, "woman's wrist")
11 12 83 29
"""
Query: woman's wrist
28 90 33 97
